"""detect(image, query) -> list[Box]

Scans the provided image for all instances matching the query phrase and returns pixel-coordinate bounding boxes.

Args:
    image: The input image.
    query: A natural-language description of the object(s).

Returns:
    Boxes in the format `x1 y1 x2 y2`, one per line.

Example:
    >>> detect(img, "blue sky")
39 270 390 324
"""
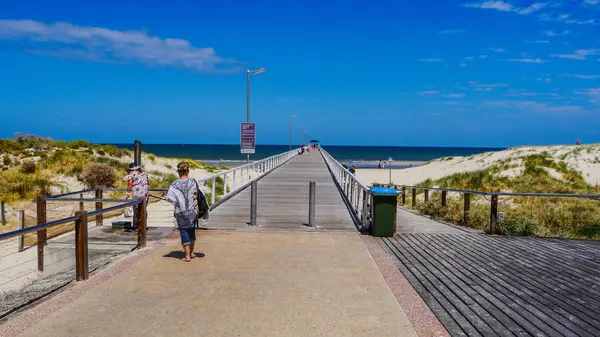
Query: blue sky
1 0 599 147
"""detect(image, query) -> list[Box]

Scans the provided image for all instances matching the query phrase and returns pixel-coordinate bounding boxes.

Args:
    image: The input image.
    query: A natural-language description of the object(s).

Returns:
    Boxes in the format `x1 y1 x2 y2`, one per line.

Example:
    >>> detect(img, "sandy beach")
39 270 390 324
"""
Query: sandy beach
355 144 600 188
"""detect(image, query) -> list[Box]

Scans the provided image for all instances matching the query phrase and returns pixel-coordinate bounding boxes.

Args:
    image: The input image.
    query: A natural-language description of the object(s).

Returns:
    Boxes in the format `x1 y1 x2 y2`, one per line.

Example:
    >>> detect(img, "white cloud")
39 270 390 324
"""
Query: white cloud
419 58 443 62
536 77 552 84
460 62 469 67
463 1 513 11
551 49 600 60
438 29 467 34
538 13 596 25
417 90 440 95
518 3 548 14
468 81 509 91
506 58 548 63
485 99 582 113
543 30 570 36
478 55 489 59
463 1 548 15
444 93 466 98
491 48 507 52
525 40 551 44
0 19 239 72
583 0 599 5
575 88 600 103
560 73 600 79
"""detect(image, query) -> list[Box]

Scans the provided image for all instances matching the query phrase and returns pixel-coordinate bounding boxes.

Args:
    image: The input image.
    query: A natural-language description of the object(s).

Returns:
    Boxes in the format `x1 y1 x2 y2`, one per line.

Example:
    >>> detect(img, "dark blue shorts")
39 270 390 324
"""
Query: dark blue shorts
179 228 196 246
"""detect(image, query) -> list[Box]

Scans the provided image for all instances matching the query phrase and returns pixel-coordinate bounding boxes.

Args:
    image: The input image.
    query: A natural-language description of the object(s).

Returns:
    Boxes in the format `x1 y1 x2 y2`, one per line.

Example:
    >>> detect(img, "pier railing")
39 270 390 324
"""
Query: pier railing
101 149 298 207
383 183 600 235
321 148 371 230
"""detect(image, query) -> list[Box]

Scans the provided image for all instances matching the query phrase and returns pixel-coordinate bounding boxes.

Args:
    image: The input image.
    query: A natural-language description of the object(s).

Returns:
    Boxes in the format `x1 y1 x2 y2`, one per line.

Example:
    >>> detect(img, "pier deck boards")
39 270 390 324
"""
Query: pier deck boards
379 233 600 337
204 152 357 231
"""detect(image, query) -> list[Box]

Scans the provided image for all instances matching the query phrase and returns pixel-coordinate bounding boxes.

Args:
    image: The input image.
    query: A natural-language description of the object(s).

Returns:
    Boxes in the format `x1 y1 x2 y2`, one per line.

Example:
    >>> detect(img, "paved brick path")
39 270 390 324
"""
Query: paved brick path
10 232 419 337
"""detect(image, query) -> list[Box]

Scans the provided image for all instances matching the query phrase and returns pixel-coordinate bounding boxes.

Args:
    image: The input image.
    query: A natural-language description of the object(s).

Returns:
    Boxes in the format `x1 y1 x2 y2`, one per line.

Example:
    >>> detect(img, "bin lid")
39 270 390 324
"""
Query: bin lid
371 187 398 195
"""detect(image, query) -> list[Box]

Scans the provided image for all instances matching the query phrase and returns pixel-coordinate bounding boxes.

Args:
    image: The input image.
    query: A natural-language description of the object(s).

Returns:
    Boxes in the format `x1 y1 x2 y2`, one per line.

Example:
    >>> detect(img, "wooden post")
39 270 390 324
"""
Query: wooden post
412 188 416 208
18 210 25 252
79 193 84 211
134 140 142 167
1 200 6 226
424 189 429 202
490 194 499 235
95 188 103 226
463 193 471 225
441 191 447 207
137 200 147 248
75 210 89 281
36 195 46 272
401 187 406 206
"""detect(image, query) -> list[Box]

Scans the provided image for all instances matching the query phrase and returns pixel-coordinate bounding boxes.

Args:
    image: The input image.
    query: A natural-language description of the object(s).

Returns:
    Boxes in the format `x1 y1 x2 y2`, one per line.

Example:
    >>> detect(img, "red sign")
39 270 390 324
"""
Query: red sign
241 122 256 154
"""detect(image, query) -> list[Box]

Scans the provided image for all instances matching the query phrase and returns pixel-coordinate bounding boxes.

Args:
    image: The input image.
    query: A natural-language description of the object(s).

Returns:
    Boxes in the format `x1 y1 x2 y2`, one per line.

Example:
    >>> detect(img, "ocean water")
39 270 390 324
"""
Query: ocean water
113 144 503 165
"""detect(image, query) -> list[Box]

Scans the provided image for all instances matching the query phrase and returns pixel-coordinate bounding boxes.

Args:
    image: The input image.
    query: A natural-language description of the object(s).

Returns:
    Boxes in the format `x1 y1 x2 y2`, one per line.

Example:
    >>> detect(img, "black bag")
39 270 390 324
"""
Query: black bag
194 180 210 220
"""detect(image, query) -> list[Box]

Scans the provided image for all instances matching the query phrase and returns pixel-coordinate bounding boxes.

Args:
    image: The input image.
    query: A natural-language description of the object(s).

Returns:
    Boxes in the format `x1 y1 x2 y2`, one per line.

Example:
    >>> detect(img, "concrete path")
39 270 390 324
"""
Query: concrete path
11 232 418 337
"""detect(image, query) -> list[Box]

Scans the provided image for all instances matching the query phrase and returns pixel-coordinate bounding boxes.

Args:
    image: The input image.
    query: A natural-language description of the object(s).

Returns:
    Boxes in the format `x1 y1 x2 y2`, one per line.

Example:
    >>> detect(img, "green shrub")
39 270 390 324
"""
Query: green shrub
21 161 36 174
2 154 11 166
68 139 89 149
148 155 156 163
97 150 106 156
81 163 116 188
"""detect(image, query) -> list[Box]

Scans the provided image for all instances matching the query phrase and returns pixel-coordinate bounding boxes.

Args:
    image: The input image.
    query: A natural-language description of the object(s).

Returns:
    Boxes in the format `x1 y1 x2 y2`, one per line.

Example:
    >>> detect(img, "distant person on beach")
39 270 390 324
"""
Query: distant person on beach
349 165 356 175
576 140 581 145
124 163 149 228
166 162 208 262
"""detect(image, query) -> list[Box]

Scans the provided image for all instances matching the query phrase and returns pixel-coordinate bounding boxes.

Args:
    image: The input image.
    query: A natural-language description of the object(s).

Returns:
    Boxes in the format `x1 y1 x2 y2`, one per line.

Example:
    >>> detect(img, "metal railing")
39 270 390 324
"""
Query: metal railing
101 149 298 207
321 148 371 230
388 183 600 235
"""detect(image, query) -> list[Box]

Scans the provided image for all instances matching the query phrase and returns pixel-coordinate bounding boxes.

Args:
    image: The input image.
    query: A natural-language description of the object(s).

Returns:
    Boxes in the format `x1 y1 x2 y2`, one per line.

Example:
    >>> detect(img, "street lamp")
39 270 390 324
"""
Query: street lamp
289 115 297 151
246 67 267 162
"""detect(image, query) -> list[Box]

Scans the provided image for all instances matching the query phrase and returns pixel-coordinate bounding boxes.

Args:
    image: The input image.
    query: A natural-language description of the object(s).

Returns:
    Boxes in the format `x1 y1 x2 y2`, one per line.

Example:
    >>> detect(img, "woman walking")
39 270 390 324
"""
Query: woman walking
166 162 207 262
124 163 149 228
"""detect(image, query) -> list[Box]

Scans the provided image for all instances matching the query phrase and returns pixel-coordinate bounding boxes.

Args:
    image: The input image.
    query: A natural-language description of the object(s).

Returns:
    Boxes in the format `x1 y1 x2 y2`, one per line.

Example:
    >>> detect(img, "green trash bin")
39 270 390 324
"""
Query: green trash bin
370 187 398 237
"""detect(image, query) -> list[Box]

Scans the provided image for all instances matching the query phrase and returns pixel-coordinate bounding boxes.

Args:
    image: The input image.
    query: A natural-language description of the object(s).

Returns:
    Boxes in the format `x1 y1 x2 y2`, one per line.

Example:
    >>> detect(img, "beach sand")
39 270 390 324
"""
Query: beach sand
355 144 600 187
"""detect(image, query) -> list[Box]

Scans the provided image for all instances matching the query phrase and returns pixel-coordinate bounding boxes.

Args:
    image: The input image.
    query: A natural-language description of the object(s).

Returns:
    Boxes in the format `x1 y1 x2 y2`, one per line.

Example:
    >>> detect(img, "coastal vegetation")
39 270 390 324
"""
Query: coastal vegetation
0 134 222 203
408 149 600 239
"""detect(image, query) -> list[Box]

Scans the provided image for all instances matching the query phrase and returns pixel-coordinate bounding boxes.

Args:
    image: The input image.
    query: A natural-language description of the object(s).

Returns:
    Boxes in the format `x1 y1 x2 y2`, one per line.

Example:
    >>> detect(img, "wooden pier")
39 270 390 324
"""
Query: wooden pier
204 152 357 231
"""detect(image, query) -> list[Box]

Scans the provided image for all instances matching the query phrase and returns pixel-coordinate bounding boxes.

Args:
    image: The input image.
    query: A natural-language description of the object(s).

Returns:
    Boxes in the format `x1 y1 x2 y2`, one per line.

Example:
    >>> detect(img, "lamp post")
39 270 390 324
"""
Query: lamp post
289 115 297 151
246 67 267 162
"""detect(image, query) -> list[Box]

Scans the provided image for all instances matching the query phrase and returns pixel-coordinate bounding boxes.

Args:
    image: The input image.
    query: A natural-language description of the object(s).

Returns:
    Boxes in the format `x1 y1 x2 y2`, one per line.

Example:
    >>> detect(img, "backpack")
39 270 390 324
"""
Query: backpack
194 180 210 220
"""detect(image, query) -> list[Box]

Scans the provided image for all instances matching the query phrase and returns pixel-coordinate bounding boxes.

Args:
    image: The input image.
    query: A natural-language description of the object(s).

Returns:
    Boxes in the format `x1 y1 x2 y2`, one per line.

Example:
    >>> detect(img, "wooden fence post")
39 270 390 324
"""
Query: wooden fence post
79 193 84 211
75 210 89 281
95 188 103 226
463 193 471 225
401 187 406 205
412 188 416 208
1 200 6 226
137 199 147 248
36 195 46 272
424 189 429 202
18 210 25 252
490 194 499 235
441 191 447 208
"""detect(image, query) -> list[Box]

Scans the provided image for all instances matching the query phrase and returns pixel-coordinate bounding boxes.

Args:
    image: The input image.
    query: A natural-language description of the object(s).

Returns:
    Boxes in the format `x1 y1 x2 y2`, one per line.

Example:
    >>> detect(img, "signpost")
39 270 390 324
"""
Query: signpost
241 122 256 155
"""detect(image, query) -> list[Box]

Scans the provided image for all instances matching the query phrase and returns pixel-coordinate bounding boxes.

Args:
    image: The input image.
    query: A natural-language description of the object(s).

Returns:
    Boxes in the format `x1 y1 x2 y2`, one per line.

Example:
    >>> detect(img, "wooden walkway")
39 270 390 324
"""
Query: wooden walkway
203 152 357 231
379 232 600 337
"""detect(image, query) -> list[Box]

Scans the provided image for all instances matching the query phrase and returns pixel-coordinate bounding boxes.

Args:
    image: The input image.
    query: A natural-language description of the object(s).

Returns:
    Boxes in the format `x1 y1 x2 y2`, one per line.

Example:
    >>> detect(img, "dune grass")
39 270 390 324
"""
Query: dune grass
409 152 600 238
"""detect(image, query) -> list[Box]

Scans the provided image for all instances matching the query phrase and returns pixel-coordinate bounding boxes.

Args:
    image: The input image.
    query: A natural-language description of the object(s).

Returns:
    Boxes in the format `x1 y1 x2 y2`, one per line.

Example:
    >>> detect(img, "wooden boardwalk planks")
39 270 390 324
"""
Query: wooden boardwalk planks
379 233 600 337
203 152 357 231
